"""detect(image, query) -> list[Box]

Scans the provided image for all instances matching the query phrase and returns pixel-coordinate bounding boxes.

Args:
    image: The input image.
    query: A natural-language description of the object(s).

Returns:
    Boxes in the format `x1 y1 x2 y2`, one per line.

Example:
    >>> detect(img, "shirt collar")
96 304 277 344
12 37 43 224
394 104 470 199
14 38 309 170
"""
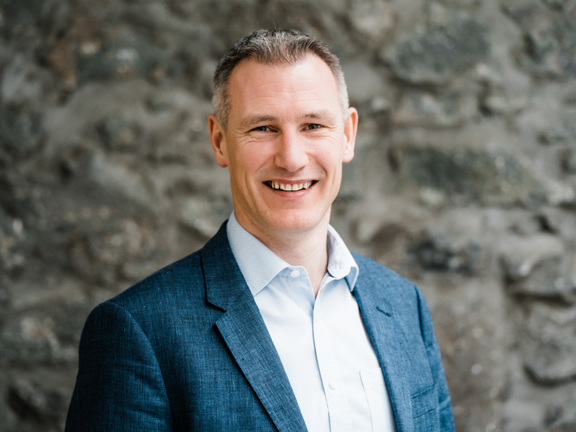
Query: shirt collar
326 224 359 289
226 212 359 296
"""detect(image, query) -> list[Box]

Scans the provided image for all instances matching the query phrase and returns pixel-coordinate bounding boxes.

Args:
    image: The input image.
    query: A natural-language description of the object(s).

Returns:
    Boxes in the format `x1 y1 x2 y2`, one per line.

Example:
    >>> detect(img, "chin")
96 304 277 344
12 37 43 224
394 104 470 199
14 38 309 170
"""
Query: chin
265 212 327 235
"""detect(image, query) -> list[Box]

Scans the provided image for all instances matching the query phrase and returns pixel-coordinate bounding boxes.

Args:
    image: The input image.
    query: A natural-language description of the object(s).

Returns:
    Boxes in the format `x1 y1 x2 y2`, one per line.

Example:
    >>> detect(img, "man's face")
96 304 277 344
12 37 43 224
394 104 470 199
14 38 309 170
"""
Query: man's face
209 54 358 243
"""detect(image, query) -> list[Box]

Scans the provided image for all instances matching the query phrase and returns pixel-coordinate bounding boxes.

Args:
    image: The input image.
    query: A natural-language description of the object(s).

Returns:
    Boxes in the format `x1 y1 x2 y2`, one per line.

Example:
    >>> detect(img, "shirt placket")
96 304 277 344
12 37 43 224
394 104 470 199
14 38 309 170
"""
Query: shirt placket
313 281 353 432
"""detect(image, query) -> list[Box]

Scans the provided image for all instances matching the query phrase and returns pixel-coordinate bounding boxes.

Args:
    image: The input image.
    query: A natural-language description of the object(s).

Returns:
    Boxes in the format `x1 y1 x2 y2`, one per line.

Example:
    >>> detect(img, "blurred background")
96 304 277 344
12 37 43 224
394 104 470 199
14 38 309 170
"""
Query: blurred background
1 0 575 431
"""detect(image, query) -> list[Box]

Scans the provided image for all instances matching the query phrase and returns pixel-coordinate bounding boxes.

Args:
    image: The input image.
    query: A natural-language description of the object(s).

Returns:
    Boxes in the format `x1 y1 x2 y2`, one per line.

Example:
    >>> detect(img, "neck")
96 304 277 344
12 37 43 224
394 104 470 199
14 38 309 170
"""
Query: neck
236 215 330 297
265 229 328 296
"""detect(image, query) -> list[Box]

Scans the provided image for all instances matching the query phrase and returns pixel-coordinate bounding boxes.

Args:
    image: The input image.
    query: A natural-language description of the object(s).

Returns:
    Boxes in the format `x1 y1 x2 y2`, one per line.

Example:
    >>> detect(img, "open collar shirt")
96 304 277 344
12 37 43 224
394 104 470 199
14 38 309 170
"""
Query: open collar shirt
227 213 396 432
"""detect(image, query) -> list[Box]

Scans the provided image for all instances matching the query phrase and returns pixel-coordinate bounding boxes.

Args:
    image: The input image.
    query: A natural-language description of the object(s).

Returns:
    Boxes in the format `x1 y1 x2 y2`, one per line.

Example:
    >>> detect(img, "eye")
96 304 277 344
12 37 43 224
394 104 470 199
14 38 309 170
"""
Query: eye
305 123 322 131
251 125 273 132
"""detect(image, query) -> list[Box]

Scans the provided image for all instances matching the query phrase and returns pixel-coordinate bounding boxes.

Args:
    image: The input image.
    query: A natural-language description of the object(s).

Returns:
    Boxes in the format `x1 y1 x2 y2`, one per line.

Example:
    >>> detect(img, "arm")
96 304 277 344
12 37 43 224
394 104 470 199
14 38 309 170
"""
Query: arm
65 301 173 432
416 288 455 431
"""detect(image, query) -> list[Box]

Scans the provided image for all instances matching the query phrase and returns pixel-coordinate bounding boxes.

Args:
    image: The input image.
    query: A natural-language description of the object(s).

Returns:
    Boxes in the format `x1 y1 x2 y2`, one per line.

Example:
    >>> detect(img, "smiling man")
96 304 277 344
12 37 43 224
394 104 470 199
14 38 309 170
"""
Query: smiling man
208 50 357 293
66 29 454 432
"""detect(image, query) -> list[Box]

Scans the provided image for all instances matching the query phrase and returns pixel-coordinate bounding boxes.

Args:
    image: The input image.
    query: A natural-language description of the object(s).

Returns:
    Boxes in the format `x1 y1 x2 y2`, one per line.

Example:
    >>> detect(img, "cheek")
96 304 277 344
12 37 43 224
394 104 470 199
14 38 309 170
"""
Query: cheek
228 149 269 183
247 145 278 170
316 149 345 175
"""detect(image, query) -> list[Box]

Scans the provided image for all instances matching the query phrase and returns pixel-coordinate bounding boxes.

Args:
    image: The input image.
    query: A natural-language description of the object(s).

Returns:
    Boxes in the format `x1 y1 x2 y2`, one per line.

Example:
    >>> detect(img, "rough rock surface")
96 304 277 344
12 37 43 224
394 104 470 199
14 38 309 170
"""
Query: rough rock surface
1 1 576 431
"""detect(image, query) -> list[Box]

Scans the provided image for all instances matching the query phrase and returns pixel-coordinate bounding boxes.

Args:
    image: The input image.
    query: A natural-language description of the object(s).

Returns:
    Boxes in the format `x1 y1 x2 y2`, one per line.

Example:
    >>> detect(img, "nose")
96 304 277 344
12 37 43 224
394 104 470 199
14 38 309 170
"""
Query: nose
274 130 309 172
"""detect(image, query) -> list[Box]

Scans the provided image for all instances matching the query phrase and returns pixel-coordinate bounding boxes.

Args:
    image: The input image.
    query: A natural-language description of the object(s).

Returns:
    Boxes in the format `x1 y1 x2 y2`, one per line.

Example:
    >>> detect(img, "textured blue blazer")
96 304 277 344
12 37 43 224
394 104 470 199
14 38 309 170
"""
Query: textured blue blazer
66 222 454 431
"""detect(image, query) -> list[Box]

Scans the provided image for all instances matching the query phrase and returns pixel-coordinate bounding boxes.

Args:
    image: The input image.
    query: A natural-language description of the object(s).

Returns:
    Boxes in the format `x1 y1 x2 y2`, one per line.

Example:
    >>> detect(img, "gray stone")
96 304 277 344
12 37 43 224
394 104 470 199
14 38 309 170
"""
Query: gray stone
537 207 576 236
7 374 70 432
2 0 576 431
499 234 576 302
75 29 170 84
501 1 550 30
384 14 490 85
545 391 576 432
72 151 157 213
389 145 545 205
0 210 27 275
510 256 576 303
1 55 48 104
177 195 232 240
523 16 576 79
96 116 137 151
500 234 563 278
429 277 509 432
565 89 576 106
522 304 576 384
408 231 481 275
394 88 477 128
478 81 530 117
1 312 77 367
539 121 576 146
0 0 46 33
561 149 576 174
0 104 42 158
344 61 391 107
349 0 395 46
542 0 576 11
504 2 576 79
548 422 576 432
0 288 90 367
436 0 482 6
64 215 162 284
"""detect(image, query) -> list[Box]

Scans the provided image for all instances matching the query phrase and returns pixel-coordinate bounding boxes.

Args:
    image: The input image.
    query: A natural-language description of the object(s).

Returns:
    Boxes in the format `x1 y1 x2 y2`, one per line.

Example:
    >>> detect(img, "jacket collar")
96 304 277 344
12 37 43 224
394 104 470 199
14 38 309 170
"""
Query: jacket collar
200 222 308 432
353 256 417 432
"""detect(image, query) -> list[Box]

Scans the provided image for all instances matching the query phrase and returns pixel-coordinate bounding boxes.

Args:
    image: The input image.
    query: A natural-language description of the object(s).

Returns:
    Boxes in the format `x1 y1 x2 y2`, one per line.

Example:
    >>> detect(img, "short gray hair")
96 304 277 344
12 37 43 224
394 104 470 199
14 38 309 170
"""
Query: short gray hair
212 29 349 129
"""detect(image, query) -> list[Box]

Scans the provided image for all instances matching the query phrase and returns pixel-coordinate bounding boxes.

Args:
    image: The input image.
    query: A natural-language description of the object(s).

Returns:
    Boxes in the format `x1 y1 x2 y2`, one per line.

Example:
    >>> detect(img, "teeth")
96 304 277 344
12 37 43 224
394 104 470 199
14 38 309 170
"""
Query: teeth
269 181 313 191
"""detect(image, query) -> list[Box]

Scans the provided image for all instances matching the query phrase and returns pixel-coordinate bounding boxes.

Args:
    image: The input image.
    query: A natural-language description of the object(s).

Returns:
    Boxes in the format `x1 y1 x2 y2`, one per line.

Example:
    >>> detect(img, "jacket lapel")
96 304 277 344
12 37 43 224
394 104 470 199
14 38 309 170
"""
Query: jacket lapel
353 266 415 432
201 223 307 432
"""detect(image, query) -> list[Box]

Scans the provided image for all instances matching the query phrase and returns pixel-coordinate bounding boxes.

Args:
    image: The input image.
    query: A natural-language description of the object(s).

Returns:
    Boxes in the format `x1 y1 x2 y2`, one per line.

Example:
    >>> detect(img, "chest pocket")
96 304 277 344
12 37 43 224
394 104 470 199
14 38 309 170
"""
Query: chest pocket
411 385 440 430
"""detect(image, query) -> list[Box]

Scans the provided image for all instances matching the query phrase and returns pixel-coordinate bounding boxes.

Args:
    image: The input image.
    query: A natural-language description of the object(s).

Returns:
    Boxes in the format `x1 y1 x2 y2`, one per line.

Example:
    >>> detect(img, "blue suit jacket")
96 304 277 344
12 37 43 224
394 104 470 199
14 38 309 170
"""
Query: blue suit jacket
66 222 454 431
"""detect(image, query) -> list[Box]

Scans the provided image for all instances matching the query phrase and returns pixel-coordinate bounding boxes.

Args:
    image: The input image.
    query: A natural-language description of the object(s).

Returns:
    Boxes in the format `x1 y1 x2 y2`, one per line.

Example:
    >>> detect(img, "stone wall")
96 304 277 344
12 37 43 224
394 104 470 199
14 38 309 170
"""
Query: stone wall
1 0 575 431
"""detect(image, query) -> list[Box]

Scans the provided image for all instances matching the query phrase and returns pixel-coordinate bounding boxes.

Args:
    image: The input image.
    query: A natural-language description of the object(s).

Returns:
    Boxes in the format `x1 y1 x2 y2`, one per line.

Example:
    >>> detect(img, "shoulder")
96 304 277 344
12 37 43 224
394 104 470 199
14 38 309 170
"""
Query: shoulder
352 253 427 316
109 222 232 308
99 225 228 318
353 253 416 292
102 250 203 316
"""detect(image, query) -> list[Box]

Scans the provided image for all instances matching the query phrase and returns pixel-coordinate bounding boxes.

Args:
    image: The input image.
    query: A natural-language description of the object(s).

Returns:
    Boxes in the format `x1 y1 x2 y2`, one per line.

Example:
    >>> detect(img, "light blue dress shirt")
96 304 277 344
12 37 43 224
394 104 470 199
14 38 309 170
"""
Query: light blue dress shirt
227 213 396 432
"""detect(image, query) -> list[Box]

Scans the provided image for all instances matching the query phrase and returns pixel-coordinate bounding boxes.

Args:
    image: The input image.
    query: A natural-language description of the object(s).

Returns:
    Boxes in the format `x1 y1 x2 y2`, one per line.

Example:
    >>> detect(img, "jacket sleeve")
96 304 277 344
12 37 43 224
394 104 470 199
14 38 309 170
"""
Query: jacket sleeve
65 301 173 432
415 287 455 431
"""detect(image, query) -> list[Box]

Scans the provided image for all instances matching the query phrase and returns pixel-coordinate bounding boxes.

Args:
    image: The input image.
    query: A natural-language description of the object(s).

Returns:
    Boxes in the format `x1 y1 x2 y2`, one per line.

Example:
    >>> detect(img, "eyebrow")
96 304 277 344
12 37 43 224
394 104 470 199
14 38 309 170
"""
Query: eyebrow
239 110 338 130
239 115 278 130
304 110 338 122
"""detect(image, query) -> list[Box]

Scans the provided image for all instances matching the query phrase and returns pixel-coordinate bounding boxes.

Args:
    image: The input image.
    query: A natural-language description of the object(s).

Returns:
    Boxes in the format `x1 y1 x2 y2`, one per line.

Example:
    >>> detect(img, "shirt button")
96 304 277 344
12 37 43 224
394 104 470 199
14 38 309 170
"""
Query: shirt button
329 380 338 390
290 269 300 278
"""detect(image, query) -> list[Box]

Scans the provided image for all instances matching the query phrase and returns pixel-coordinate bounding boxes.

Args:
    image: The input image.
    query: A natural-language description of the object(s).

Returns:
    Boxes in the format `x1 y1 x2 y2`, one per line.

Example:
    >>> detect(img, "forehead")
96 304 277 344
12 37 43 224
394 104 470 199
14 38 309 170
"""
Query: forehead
226 54 341 118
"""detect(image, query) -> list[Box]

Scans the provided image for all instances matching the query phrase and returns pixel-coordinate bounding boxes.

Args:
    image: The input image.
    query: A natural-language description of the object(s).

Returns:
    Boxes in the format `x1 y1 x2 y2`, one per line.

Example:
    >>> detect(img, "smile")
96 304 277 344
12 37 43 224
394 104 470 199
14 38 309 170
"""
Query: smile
265 181 316 191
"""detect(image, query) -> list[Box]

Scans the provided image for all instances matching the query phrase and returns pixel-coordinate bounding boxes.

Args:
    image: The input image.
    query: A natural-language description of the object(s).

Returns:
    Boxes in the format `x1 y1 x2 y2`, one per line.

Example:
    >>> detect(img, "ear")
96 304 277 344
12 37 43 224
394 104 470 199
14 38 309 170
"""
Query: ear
342 107 358 163
208 114 229 168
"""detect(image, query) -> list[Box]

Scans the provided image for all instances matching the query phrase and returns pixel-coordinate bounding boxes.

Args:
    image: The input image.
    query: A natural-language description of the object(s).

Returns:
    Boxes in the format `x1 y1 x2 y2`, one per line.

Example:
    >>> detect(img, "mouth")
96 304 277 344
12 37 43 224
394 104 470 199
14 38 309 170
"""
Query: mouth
264 180 317 192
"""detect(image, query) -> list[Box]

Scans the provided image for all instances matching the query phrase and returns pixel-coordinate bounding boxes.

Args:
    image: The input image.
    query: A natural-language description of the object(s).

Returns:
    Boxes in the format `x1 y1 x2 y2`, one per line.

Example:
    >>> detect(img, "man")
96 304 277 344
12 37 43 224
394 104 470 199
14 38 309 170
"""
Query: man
66 29 454 431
